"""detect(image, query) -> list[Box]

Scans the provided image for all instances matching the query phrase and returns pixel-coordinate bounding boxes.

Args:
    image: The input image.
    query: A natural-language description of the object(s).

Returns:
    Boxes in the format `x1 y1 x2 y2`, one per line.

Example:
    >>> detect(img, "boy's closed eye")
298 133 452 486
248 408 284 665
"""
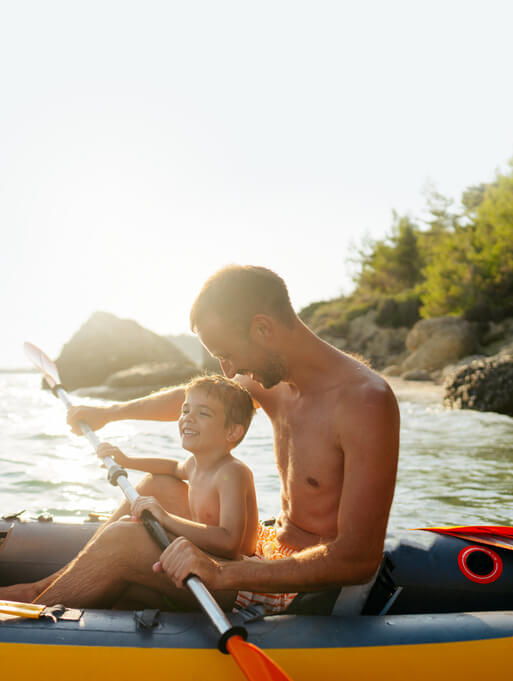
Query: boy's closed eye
181 405 214 417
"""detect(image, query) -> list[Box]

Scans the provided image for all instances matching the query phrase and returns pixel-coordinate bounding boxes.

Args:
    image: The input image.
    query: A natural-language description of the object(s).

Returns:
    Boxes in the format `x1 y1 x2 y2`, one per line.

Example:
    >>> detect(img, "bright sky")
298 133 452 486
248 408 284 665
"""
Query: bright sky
2 1 513 367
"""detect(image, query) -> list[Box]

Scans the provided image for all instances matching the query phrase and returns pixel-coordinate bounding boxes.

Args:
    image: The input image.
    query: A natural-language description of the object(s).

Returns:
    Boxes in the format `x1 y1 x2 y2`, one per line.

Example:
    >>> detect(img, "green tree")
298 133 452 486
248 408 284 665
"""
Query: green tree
421 162 513 320
355 213 423 296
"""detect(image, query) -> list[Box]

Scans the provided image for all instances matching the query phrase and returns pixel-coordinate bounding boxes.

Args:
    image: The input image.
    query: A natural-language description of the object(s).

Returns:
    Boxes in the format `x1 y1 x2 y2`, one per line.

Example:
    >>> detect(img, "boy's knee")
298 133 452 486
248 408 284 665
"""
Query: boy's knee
135 474 190 517
137 473 170 495
137 473 188 499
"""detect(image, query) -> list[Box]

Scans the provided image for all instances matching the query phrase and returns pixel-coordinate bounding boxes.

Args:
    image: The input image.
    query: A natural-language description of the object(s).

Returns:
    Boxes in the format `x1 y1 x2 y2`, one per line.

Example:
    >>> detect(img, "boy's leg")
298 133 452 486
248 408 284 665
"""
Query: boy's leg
0 474 191 603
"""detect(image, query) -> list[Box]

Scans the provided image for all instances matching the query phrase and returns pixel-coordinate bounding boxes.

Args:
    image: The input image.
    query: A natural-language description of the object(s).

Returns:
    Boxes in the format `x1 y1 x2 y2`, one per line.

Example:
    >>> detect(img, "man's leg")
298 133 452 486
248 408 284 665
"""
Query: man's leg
33 520 237 611
0 474 190 603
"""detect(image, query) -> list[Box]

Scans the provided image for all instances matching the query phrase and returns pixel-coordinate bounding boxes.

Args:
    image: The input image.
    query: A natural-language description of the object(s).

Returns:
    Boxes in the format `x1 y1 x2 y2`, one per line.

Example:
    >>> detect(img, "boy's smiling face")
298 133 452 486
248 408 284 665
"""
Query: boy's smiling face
179 387 241 455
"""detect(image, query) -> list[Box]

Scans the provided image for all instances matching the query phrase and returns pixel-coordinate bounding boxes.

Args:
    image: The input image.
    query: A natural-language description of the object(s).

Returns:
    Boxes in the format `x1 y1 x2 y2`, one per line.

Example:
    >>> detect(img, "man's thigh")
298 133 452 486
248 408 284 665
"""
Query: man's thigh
108 520 237 611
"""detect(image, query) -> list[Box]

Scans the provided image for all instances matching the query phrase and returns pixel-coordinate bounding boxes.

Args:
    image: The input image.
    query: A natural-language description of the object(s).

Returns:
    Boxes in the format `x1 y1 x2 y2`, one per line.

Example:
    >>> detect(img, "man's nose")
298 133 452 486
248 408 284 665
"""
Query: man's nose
219 359 235 378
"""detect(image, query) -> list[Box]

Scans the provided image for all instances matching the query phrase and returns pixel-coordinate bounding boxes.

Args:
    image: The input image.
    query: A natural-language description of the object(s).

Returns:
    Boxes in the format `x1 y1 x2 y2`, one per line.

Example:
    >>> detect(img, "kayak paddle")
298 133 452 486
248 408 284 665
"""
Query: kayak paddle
0 600 47 619
23 342 293 681
419 526 513 551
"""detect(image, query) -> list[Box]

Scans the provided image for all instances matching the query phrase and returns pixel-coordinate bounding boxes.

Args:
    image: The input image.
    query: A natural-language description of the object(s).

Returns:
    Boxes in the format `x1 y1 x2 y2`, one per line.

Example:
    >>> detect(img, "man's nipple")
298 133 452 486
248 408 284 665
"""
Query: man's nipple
307 476 320 487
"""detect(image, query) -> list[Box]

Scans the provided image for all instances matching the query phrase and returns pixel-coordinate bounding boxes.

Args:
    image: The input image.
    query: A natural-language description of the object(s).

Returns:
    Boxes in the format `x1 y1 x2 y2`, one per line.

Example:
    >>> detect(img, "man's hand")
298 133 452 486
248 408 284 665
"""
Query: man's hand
67 405 112 435
153 537 222 589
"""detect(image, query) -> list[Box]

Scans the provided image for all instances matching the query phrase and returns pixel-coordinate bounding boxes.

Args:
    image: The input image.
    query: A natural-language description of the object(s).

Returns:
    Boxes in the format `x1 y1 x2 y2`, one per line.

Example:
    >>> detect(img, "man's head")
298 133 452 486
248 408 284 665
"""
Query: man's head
190 265 296 388
190 265 295 333
180 374 255 452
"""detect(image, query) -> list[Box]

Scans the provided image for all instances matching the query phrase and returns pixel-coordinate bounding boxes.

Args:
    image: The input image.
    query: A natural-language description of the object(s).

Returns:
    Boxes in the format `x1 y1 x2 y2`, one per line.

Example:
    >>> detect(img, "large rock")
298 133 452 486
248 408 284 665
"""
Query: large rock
444 353 513 416
401 317 478 374
106 361 198 388
168 333 220 371
55 312 198 391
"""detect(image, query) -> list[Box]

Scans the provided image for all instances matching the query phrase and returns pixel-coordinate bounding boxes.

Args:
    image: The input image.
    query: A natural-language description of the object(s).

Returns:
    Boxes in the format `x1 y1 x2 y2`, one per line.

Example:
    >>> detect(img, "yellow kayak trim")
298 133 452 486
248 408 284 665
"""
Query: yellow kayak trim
1 635 511 680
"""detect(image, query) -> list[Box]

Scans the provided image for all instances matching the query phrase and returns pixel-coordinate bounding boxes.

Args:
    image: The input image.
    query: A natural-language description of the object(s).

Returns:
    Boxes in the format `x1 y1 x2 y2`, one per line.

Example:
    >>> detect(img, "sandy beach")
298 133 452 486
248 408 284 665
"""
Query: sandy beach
384 377 445 405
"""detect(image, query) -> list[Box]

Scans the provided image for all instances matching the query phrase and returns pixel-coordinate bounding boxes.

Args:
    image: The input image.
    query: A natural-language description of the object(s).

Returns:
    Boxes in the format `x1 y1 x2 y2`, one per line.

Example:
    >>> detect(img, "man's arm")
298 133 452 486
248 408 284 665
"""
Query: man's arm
157 382 400 591
67 386 186 435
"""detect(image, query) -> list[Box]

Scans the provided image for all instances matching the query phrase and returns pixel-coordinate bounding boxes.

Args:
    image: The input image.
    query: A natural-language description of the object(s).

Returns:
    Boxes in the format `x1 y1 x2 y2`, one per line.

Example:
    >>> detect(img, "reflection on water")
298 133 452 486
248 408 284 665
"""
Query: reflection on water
1 372 513 530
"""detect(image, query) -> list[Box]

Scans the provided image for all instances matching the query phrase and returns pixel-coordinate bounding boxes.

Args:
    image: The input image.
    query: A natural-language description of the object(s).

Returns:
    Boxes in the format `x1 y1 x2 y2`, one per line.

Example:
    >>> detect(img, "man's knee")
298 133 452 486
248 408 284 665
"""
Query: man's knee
95 519 139 549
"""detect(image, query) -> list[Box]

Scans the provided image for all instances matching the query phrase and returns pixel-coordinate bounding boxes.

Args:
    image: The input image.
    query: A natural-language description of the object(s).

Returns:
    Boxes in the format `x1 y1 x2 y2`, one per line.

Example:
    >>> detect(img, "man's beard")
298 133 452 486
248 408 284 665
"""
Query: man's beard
257 352 287 389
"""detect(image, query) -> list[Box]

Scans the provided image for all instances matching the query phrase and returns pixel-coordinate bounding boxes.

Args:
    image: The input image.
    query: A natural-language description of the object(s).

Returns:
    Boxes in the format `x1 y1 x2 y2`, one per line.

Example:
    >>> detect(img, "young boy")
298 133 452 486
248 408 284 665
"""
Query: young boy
99 373 299 613
97 374 259 560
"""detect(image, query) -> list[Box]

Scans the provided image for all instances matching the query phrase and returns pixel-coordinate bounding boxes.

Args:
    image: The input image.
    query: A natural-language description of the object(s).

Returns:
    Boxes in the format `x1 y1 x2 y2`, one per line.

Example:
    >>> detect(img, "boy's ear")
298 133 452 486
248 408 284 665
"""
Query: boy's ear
226 423 245 445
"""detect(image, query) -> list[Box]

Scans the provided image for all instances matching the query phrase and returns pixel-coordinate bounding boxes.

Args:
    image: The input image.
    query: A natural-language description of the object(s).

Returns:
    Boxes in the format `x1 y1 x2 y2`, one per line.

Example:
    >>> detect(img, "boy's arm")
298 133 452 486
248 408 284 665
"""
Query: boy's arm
97 443 190 480
133 462 252 560
67 386 186 435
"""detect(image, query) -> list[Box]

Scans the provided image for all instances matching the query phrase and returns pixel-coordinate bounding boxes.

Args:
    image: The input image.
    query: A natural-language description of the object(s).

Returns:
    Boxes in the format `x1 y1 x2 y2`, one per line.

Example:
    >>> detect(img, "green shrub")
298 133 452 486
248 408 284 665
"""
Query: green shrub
376 294 421 328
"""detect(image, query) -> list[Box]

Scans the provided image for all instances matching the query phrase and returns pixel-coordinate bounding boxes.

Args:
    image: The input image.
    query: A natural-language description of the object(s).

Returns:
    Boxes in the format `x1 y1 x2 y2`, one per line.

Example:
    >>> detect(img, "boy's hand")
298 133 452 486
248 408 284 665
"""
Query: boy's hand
153 537 222 590
131 495 167 526
97 442 129 467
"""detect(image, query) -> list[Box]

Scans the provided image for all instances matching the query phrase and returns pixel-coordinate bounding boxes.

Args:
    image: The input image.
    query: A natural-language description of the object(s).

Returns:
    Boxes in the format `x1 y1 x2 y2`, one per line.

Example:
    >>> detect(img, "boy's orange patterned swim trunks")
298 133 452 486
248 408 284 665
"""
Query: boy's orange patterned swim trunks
233 523 298 614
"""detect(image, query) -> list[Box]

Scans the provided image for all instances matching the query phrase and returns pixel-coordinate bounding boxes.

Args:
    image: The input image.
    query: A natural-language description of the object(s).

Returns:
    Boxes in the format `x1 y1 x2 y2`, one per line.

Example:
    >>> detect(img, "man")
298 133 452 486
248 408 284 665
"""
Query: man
5 265 399 612
159 265 400 610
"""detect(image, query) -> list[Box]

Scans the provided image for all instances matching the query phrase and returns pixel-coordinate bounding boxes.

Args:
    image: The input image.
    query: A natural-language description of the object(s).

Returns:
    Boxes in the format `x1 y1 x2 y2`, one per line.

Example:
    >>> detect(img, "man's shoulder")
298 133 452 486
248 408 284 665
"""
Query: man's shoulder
334 360 398 415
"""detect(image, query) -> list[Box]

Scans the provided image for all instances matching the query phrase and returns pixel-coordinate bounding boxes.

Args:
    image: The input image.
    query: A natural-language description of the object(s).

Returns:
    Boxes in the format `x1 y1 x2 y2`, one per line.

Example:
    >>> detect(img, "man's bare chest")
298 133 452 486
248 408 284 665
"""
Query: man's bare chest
271 402 343 485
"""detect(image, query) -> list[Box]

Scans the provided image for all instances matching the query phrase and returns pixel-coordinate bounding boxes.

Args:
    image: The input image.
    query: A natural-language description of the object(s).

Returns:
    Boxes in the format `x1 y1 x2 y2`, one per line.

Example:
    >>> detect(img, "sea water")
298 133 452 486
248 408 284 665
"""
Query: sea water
1 372 513 530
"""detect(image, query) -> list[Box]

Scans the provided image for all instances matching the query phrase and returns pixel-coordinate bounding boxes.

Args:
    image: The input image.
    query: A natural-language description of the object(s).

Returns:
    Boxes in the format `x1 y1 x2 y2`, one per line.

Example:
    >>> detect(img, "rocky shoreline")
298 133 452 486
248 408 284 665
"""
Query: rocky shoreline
321 312 513 418
54 310 513 418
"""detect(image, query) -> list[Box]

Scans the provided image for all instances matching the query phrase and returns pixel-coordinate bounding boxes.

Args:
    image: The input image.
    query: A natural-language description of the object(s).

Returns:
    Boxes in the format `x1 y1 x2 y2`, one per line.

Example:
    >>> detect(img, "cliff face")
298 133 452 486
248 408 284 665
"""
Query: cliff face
55 312 199 393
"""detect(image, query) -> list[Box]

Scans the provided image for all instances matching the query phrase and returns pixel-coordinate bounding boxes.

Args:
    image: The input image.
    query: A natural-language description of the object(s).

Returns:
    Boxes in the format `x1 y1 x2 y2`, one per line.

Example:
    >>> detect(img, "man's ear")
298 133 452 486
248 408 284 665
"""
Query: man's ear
249 314 274 343
226 423 245 444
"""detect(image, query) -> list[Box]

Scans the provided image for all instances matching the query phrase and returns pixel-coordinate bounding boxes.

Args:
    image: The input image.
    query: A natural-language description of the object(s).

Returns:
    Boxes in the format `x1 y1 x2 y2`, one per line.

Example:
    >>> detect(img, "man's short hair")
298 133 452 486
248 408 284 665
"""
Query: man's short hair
190 265 295 333
184 374 255 446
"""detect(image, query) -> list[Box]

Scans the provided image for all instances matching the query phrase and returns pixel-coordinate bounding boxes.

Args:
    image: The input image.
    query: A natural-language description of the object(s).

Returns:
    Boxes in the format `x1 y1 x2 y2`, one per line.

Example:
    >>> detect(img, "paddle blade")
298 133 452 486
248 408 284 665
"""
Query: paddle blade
0 599 46 619
419 526 513 551
226 635 293 681
24 342 60 389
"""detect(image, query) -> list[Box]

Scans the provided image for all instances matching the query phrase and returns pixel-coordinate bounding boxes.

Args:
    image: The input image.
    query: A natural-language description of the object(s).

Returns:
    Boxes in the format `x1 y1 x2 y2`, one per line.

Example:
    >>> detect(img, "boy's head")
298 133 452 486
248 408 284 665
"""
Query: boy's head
180 374 255 453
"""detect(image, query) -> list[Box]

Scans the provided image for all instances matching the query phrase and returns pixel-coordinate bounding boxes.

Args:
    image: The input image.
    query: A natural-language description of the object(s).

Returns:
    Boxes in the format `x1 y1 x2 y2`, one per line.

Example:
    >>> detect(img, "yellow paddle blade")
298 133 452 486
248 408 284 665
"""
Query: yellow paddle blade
226 635 293 681
0 600 46 619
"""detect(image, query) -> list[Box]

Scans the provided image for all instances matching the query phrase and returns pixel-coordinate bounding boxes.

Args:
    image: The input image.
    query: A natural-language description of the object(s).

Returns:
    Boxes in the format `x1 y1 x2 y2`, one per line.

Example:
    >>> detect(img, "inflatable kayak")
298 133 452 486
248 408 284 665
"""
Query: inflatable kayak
1 518 513 680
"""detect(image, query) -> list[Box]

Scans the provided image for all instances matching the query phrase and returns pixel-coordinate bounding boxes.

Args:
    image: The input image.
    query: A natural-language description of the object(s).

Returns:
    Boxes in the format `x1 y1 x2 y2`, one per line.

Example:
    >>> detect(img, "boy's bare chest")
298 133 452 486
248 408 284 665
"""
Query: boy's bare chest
188 474 220 525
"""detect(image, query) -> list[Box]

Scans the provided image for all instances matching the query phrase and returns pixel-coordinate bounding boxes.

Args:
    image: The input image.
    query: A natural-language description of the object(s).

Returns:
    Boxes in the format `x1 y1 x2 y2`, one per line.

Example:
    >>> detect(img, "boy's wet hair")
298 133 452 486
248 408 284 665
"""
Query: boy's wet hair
190 265 295 334
184 374 255 446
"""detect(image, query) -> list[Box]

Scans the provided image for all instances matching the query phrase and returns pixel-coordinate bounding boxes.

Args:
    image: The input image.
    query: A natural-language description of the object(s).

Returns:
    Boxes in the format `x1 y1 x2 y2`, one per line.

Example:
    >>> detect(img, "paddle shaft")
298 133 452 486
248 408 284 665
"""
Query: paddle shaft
51 385 238 641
